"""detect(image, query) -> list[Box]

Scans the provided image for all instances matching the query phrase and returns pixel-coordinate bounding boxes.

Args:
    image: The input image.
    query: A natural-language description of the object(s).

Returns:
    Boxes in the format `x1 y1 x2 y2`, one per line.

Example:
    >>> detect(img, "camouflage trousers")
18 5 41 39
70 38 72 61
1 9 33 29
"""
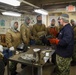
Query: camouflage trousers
72 43 76 61
56 54 72 75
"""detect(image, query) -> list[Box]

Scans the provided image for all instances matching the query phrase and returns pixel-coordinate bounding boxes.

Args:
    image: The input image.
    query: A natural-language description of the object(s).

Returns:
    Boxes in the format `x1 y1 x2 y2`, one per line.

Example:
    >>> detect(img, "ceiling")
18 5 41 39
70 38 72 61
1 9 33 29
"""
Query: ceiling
0 0 76 15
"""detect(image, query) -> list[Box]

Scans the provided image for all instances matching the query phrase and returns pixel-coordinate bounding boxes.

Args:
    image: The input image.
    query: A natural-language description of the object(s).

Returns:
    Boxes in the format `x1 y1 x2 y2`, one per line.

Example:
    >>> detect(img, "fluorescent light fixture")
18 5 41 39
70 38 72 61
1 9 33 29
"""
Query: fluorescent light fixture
2 11 21 17
0 0 20 6
34 9 48 15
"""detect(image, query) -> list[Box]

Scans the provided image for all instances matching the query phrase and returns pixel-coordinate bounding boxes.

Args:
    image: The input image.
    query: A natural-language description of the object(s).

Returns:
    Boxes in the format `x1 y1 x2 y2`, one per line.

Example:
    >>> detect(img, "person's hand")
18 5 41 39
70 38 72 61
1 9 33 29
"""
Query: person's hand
48 38 59 45
0 45 3 52
9 47 15 51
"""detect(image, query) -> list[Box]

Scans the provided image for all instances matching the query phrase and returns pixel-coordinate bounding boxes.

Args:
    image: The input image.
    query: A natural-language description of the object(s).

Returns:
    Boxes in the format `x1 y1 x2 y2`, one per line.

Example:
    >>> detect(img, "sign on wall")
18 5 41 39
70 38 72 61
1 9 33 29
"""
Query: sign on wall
0 19 5 26
66 5 76 12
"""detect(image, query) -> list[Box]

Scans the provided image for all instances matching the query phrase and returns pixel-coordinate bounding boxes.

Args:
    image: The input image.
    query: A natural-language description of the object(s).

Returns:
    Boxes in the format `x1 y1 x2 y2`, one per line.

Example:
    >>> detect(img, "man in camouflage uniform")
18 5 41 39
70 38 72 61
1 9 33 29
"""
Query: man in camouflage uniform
32 15 47 45
6 21 21 75
70 19 76 66
50 14 74 75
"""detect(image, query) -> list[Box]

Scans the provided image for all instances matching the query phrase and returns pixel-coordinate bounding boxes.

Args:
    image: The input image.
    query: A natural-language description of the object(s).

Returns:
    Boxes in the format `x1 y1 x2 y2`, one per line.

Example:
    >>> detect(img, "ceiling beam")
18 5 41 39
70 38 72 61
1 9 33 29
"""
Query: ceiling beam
43 4 75 9
41 0 76 5
19 0 40 8
22 0 76 8
42 1 76 10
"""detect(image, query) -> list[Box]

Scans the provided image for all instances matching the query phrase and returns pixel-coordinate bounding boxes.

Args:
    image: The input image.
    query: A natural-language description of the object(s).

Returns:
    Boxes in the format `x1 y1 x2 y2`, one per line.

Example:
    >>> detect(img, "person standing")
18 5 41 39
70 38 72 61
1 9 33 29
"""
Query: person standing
20 17 32 45
32 15 47 45
50 14 74 75
20 17 34 68
6 21 21 75
47 19 58 65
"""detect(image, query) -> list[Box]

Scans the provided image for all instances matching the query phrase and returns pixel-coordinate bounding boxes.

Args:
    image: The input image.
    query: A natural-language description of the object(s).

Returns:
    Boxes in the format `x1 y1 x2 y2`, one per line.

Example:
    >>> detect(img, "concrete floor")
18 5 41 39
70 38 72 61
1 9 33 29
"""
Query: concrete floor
4 62 76 75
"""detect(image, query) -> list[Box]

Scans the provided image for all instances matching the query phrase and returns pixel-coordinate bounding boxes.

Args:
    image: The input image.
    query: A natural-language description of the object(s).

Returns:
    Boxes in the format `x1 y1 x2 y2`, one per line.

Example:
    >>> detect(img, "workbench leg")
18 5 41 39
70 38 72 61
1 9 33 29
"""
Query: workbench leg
38 67 42 75
32 66 34 75
7 60 9 75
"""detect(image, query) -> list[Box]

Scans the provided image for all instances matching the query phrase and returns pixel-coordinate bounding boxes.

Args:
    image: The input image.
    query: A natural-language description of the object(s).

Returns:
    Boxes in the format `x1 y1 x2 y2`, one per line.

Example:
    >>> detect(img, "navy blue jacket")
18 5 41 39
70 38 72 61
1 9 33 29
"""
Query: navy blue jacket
56 23 74 58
